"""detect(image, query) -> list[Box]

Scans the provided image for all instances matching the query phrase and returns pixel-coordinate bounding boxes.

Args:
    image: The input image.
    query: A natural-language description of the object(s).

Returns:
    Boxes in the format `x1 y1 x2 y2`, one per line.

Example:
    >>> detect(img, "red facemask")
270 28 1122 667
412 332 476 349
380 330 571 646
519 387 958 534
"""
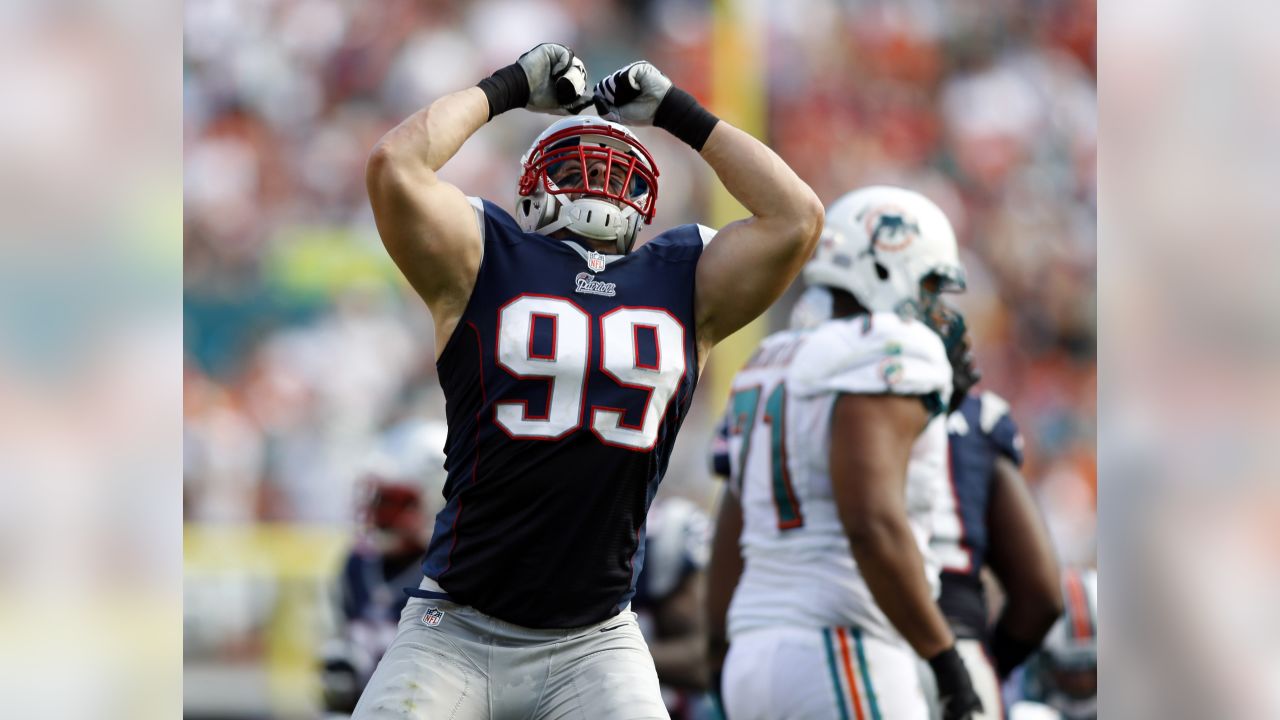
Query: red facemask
518 124 659 224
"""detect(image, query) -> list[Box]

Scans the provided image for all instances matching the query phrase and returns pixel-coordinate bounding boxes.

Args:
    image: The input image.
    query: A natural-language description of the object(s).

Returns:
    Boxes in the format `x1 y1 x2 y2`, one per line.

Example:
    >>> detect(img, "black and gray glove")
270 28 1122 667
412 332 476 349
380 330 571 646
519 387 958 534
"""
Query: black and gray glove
929 645 984 720
477 42 592 120
592 61 719 150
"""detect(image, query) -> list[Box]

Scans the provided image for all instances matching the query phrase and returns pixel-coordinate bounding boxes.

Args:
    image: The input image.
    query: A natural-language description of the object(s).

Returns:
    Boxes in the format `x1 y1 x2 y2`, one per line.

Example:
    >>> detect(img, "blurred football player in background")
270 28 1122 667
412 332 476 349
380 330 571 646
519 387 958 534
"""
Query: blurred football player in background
925 391 1063 719
633 495 718 720
1008 568 1097 720
357 41 822 718
707 186 982 720
319 420 448 716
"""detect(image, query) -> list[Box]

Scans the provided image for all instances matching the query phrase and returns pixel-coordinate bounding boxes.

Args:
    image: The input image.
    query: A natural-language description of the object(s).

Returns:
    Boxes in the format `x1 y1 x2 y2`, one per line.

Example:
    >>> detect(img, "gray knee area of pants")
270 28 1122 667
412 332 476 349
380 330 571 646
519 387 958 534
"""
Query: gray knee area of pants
532 615 669 719
353 601 489 720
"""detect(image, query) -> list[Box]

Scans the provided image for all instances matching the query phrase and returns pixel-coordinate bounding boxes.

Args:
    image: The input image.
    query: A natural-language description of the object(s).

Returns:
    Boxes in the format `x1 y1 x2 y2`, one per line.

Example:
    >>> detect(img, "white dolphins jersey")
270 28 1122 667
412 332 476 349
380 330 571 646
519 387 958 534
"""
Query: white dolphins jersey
722 312 952 644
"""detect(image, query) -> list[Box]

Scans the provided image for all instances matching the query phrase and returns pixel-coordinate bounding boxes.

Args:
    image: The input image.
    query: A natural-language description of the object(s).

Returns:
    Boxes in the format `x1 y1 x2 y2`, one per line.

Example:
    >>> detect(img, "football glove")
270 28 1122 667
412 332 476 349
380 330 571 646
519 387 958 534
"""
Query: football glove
518 43 592 113
593 61 719 149
477 43 592 119
929 645 984 720
593 61 672 125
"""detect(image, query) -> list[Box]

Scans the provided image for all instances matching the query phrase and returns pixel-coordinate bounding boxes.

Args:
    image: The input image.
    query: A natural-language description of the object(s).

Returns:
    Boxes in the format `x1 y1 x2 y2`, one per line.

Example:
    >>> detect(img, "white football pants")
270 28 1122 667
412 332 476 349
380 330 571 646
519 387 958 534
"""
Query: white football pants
723 625 930 720
353 589 668 719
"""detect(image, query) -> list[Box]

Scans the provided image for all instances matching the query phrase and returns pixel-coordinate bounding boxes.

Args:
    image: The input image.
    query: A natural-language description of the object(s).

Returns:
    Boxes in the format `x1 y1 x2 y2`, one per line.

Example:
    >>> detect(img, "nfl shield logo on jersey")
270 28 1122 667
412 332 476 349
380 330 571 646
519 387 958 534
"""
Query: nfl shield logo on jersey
421 607 445 627
586 251 606 273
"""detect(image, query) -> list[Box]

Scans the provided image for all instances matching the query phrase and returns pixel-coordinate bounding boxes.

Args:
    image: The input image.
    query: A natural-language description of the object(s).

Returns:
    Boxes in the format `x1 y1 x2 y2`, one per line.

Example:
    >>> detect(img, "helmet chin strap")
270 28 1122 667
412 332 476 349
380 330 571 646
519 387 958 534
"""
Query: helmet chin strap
538 193 630 253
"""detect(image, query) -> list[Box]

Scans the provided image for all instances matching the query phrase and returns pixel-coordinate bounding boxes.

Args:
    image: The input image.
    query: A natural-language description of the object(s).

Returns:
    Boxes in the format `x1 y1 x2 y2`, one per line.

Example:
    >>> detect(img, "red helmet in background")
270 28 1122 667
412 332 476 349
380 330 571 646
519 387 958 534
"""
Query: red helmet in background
356 420 448 554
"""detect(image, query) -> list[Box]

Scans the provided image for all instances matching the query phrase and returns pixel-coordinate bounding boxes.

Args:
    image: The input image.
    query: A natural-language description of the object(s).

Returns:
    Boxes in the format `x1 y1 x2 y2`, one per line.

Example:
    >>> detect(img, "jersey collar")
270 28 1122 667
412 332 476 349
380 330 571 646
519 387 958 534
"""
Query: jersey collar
560 239 627 269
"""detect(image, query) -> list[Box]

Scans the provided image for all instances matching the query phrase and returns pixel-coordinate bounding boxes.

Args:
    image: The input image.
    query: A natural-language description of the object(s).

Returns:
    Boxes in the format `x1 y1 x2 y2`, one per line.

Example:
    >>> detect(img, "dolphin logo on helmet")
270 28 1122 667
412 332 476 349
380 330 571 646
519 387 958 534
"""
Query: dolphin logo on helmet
803 185 966 322
865 206 922 252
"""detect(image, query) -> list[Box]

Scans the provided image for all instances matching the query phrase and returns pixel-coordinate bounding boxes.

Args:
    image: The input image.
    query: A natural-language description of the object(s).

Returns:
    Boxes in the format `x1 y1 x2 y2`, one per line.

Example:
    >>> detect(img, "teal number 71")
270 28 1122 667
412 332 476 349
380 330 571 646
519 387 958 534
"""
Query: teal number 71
728 383 805 530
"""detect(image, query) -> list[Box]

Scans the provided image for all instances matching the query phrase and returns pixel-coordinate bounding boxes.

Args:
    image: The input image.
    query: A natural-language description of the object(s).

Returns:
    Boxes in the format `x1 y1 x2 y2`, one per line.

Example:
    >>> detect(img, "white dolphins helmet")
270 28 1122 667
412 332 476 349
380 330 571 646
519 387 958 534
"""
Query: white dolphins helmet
803 185 966 319
516 116 659 254
1029 568 1098 720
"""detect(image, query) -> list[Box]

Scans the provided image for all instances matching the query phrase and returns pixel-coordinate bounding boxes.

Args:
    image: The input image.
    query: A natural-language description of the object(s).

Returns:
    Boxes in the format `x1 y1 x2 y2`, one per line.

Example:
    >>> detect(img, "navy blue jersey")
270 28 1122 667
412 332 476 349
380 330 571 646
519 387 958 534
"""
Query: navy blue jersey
935 390 1024 639
416 199 705 629
340 546 422 624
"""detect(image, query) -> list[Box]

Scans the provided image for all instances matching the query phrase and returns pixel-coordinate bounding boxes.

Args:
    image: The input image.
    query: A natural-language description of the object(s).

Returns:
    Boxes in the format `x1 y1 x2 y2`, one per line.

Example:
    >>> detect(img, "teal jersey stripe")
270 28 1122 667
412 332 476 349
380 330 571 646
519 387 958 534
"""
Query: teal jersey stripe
823 628 853 720
764 382 804 529
852 628 883 720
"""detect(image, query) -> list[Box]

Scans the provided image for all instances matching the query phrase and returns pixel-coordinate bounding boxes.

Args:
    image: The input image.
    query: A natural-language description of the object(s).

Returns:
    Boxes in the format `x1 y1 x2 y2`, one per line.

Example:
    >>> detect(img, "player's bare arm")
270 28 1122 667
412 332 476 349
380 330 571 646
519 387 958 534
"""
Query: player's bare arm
692 123 824 349
705 486 745 687
833 392 983 720
366 89 486 351
985 454 1064 678
830 392 956 659
367 43 591 353
592 62 824 358
646 568 711 690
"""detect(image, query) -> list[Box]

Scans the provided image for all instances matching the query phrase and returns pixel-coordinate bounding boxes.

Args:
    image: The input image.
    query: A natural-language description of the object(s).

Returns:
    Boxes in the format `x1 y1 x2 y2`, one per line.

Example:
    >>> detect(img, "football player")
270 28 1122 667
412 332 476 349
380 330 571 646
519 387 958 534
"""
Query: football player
927 390 1063 719
356 43 823 719
706 186 982 720
319 420 449 716
633 496 718 719
1009 568 1097 720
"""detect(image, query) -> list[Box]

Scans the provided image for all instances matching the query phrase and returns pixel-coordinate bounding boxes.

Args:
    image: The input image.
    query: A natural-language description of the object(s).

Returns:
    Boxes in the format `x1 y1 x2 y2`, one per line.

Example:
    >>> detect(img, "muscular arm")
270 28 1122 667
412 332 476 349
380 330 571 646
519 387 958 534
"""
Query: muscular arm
647 570 710 690
694 122 824 352
705 486 745 683
366 87 489 354
986 455 1063 676
831 393 955 659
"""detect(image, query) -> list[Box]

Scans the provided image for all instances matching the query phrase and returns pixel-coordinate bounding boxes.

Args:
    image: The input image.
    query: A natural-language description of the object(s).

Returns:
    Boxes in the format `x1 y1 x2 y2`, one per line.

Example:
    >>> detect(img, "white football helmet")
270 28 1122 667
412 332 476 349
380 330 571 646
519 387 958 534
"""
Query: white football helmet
804 185 966 319
358 419 449 549
515 116 659 254
789 286 835 330
1027 568 1098 720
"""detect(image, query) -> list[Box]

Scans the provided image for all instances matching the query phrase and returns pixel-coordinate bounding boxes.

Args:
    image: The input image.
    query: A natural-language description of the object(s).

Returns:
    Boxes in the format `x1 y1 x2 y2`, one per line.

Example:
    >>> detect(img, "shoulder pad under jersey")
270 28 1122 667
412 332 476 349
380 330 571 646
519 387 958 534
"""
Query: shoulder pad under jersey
977 390 1025 466
788 313 951 402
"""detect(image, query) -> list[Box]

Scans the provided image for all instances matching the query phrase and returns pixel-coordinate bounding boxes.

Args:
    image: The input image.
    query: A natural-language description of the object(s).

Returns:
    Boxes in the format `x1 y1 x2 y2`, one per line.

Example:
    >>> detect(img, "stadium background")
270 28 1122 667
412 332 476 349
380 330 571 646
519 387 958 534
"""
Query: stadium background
183 0 1096 716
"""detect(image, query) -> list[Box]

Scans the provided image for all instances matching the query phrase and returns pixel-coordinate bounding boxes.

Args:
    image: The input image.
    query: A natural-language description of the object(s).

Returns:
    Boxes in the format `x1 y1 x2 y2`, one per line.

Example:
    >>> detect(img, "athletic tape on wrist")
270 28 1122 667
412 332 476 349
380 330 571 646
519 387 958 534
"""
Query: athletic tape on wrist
477 64 530 120
654 86 719 151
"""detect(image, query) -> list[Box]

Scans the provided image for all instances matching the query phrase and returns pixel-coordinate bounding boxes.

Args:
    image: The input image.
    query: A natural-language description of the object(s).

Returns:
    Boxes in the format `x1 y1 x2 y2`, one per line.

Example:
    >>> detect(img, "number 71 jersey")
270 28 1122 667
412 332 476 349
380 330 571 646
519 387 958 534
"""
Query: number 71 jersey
420 198 709 630
719 313 952 643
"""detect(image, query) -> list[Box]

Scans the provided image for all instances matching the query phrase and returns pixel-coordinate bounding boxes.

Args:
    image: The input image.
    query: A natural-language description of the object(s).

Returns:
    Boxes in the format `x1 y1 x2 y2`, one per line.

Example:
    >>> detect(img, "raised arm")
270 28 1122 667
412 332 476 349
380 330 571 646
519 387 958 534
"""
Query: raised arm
592 62 824 351
367 43 591 353
985 455 1064 679
830 393 982 720
693 124 825 346
366 88 488 352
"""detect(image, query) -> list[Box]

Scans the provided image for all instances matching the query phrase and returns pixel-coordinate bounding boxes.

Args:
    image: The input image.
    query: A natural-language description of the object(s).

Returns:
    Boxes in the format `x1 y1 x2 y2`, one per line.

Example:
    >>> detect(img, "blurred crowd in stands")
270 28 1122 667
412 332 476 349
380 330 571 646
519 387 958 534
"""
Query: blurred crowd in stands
184 0 1095 579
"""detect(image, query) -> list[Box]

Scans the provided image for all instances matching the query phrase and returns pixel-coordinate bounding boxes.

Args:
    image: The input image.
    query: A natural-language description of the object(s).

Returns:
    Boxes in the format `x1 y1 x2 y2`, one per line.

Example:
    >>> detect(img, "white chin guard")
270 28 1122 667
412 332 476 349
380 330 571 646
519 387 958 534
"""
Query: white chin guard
539 195 640 251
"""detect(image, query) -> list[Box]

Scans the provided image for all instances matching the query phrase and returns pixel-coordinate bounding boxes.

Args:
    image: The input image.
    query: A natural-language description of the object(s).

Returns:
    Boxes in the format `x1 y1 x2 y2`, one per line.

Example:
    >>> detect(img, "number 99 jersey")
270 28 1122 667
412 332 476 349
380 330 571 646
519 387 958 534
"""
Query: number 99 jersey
417 198 710 629
719 312 952 644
